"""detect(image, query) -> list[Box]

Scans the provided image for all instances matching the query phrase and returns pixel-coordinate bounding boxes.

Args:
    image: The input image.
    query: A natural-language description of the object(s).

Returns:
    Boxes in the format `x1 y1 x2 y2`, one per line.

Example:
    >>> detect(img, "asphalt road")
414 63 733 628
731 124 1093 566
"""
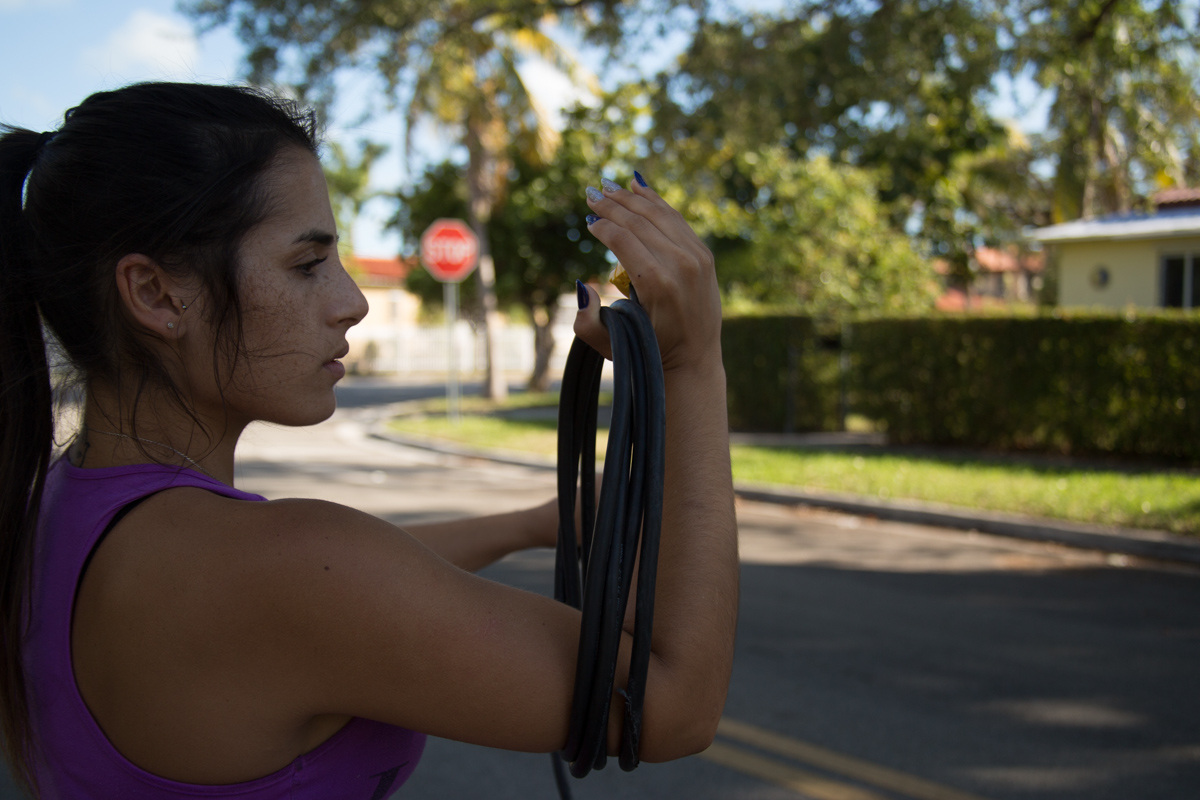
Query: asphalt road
4 391 1198 798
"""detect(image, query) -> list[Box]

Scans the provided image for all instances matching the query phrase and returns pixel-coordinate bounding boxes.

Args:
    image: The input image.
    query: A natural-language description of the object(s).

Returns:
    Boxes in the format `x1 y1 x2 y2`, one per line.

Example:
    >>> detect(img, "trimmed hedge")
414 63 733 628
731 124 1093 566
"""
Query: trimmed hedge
721 311 1200 461
847 314 1200 460
720 316 840 432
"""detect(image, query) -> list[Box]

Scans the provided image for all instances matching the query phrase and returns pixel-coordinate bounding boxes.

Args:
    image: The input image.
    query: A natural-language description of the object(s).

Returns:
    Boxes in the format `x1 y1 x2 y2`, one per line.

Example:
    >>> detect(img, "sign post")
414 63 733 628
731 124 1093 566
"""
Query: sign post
419 219 479 423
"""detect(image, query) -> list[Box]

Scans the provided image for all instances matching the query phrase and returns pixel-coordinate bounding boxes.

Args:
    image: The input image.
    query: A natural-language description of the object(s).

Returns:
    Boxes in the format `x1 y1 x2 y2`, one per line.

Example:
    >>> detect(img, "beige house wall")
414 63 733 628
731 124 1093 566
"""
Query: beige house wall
359 285 421 327
345 285 422 372
1057 236 1200 308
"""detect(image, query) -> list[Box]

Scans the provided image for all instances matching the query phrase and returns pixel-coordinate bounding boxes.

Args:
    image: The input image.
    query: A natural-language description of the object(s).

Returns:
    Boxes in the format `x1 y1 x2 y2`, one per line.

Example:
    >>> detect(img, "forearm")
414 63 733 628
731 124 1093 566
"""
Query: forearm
405 506 552 573
647 358 739 731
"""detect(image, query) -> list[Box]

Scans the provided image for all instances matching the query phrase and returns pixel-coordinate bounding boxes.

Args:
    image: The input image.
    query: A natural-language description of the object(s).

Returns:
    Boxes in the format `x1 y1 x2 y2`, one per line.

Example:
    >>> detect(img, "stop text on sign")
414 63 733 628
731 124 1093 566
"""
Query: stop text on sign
420 218 479 283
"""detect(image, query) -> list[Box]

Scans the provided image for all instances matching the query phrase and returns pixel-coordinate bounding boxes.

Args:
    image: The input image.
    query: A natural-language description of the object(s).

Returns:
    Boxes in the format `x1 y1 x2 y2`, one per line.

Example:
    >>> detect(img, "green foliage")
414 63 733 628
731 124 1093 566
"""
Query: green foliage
657 1 1046 273
187 0 1200 321
322 139 387 266
687 148 938 313
1008 0 1200 219
183 0 699 109
392 162 474 307
552 89 939 316
848 312 1200 461
721 315 841 433
394 138 610 315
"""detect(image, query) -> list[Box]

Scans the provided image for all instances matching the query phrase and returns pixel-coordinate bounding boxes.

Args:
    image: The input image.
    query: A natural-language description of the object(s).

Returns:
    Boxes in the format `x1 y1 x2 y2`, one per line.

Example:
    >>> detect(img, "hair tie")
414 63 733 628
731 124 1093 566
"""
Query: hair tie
36 130 57 153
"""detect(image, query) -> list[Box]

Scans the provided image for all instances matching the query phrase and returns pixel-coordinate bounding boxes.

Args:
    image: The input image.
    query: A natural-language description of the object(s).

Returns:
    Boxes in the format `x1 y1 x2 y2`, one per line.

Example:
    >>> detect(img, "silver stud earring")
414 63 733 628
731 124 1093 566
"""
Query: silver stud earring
167 322 175 329
181 303 188 310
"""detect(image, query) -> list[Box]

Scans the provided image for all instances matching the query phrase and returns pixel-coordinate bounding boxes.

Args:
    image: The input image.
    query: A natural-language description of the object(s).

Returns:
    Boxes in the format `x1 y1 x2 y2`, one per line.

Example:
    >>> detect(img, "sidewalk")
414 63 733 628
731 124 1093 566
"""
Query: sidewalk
370 424 1200 569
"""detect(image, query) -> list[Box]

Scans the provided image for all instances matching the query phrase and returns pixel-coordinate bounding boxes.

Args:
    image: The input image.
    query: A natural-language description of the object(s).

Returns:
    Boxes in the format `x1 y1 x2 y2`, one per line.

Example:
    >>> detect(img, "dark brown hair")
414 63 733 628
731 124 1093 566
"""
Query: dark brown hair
0 82 318 791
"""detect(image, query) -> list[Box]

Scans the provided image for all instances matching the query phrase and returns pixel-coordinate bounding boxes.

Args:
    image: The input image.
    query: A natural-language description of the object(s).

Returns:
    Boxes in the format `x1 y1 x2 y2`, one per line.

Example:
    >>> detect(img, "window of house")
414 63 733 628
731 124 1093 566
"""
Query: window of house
1161 254 1200 308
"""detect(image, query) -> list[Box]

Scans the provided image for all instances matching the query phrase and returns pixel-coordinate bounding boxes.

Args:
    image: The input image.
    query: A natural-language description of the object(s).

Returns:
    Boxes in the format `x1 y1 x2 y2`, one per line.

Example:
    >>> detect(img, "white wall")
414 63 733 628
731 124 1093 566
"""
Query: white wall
1058 236 1200 308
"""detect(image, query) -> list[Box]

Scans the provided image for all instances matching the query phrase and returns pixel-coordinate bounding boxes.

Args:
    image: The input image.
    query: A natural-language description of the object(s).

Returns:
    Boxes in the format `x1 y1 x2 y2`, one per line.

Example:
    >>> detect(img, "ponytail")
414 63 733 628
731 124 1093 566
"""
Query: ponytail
0 126 55 792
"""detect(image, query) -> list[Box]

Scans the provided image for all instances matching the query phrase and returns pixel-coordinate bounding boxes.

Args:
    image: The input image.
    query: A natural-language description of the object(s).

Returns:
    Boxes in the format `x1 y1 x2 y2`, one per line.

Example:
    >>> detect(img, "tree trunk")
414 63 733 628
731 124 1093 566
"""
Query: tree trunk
470 217 508 402
528 303 555 392
1080 93 1103 220
465 111 507 402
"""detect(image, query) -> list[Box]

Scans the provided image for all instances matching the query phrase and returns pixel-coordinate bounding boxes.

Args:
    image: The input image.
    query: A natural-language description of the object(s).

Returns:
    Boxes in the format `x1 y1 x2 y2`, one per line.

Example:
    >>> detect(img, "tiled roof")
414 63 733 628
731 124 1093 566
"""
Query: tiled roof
352 256 415 284
933 247 1044 274
1153 187 1200 207
974 246 1044 273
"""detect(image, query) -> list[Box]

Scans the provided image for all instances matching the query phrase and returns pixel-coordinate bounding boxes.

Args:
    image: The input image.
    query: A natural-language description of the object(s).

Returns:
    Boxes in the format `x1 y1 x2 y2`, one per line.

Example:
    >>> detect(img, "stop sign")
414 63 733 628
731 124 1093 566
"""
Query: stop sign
420 218 479 283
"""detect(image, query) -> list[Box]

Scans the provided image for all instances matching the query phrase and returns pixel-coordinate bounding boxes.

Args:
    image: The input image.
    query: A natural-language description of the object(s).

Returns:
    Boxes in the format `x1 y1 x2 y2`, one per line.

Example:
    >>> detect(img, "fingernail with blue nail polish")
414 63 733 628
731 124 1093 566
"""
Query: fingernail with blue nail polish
601 178 620 193
634 170 648 188
586 186 603 203
576 280 589 310
585 214 600 226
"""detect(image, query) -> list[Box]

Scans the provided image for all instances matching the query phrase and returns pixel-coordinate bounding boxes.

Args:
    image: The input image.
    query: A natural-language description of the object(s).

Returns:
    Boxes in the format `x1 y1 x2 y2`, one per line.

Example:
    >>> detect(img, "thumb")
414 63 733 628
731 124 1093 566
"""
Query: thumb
572 280 612 360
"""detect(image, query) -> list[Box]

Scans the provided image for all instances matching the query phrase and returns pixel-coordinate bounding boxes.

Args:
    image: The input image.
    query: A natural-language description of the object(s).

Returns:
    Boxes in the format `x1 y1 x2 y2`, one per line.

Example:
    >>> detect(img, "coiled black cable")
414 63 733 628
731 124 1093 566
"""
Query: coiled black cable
551 290 666 798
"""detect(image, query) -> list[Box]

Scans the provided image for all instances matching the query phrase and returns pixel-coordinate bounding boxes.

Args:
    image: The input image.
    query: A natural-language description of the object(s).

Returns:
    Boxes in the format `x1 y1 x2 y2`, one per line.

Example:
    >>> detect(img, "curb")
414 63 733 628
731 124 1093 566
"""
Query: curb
733 483 1200 567
370 427 1200 568
371 428 559 472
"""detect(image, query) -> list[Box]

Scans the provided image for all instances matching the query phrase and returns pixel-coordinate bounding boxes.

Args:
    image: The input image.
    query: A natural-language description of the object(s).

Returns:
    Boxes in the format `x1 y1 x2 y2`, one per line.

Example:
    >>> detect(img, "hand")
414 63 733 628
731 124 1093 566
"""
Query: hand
575 175 722 374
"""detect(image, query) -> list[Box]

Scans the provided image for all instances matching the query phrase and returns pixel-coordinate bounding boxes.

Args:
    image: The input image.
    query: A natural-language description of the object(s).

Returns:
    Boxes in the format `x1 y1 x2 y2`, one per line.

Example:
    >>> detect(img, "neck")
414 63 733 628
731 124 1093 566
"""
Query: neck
71 382 242 485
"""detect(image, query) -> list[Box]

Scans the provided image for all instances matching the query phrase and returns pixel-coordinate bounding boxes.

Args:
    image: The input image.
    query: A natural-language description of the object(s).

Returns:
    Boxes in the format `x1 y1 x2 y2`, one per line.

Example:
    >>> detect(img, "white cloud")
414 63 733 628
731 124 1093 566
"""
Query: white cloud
82 9 199 81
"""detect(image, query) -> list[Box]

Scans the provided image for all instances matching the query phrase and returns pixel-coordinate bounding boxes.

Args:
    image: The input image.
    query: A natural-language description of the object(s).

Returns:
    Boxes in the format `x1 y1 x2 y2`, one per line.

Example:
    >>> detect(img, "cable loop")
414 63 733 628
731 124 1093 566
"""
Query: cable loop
552 296 666 793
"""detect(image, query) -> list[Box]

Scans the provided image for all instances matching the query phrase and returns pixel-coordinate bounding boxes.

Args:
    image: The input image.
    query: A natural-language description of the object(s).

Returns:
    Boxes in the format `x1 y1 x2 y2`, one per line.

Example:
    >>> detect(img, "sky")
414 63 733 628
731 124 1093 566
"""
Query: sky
1 0 1051 257
0 0 642 256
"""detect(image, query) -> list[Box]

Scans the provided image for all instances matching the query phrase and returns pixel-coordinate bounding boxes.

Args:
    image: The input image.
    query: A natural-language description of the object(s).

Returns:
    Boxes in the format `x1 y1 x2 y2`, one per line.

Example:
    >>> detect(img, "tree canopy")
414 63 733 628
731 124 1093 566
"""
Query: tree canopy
187 0 1200 322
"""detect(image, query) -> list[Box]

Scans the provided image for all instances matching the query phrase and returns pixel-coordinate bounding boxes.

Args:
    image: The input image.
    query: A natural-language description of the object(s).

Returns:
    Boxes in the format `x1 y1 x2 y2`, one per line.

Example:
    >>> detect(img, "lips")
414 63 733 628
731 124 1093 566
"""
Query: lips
327 344 349 364
324 345 348 380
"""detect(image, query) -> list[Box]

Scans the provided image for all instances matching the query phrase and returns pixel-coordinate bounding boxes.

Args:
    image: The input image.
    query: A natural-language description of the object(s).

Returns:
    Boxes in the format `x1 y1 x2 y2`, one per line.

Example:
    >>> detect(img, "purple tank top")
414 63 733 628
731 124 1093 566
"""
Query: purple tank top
25 459 425 799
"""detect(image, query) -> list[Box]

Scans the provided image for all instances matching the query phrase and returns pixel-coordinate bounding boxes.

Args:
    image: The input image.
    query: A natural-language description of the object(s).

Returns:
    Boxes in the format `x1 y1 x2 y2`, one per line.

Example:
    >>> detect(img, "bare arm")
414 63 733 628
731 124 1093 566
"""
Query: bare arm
404 504 555 572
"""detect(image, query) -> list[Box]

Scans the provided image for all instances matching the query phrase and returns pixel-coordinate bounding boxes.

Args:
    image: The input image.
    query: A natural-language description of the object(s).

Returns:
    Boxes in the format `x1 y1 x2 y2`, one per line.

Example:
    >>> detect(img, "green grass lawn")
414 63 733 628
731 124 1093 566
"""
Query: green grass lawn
731 446 1200 535
388 412 1200 535
389 414 610 459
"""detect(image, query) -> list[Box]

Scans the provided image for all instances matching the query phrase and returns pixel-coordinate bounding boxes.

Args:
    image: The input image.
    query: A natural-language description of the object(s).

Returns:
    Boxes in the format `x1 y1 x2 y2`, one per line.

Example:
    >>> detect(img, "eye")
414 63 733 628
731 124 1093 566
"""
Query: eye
296 256 328 277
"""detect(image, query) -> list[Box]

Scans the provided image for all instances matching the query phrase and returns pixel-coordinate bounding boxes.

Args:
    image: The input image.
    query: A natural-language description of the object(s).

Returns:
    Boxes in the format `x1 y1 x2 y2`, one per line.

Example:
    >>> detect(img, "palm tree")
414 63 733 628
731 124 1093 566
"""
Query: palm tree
323 139 389 279
401 22 593 399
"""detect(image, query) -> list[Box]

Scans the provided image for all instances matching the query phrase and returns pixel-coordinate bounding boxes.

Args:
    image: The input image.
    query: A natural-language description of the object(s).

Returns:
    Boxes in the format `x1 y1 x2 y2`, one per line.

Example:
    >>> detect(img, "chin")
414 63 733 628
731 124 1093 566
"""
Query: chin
250 387 338 428
281 396 338 427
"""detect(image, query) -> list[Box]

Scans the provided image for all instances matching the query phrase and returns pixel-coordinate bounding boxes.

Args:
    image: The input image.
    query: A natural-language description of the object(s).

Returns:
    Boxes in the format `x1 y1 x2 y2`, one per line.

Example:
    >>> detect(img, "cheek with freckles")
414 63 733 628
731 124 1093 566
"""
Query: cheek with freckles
221 270 335 422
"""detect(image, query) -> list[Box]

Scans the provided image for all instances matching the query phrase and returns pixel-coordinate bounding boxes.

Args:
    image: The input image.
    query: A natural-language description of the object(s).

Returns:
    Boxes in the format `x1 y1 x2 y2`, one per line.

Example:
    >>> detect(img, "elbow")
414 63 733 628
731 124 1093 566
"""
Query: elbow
637 699 723 763
635 644 734 762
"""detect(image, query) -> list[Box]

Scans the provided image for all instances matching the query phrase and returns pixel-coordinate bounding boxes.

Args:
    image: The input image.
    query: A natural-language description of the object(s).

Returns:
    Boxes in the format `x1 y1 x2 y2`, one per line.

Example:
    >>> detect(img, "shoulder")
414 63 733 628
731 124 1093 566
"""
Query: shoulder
79 485 584 753
93 488 426 619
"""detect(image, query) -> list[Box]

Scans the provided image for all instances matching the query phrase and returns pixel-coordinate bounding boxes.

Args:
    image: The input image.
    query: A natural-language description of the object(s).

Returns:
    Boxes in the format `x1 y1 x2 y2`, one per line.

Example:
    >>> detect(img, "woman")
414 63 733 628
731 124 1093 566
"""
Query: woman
0 82 737 798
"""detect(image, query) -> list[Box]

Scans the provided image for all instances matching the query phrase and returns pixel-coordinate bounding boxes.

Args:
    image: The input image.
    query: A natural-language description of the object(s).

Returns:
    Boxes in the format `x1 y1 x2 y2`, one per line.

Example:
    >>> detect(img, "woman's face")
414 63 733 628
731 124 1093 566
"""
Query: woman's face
183 147 369 429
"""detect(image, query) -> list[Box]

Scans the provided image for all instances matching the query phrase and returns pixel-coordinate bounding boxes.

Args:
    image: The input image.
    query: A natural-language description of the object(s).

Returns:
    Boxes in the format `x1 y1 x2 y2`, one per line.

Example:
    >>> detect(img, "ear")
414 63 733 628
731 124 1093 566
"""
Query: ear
113 254 188 338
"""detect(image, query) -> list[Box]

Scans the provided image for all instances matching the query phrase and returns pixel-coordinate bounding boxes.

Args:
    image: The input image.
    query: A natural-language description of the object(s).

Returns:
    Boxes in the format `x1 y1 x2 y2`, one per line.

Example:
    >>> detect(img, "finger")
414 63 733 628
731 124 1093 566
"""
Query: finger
587 182 710 278
572 280 612 360
584 209 700 300
585 190 690 281
599 176 708 259
583 203 673 298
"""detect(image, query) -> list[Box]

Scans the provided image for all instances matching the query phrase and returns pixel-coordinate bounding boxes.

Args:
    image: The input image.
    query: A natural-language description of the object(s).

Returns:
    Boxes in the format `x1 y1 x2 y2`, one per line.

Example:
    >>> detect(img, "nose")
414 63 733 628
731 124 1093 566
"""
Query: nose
334 262 370 328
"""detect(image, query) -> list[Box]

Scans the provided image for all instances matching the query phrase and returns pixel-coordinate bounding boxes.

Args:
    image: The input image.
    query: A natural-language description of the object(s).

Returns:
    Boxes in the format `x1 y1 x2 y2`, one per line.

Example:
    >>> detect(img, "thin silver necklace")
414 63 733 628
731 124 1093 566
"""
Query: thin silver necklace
83 426 216 479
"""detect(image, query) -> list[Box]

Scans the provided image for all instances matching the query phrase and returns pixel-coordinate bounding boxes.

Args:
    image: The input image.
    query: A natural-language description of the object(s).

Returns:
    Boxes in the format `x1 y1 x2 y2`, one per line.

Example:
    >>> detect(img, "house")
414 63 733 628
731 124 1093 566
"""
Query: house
1030 189 1200 309
933 246 1044 310
344 256 422 373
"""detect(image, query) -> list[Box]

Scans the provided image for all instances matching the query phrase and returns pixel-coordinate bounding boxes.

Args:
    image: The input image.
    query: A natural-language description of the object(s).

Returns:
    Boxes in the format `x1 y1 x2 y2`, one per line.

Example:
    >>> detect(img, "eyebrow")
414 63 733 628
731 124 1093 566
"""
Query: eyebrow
291 228 338 247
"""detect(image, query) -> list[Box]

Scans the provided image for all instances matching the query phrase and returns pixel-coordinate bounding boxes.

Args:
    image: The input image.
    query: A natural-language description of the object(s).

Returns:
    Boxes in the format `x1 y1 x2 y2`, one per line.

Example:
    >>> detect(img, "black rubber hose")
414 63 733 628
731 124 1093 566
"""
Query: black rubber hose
551 293 666 796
